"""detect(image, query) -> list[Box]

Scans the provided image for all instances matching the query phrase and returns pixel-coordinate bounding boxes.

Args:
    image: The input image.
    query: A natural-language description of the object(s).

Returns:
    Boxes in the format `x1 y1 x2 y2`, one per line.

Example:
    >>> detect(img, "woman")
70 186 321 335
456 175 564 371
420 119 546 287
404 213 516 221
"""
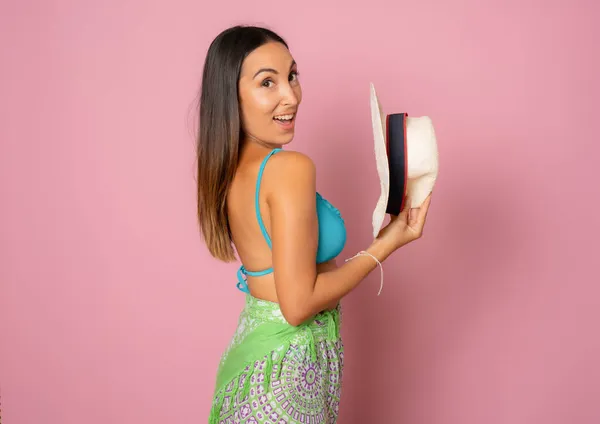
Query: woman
196 25 432 424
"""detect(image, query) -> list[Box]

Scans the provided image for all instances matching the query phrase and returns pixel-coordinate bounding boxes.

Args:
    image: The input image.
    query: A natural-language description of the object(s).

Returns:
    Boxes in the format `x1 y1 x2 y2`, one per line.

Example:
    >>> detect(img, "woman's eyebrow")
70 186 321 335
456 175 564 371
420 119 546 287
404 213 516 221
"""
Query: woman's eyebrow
253 60 297 79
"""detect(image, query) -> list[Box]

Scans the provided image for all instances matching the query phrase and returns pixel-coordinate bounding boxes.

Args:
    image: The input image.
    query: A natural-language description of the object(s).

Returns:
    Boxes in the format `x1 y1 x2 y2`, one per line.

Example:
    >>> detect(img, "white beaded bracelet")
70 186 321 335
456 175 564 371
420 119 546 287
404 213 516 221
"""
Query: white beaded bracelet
345 250 384 296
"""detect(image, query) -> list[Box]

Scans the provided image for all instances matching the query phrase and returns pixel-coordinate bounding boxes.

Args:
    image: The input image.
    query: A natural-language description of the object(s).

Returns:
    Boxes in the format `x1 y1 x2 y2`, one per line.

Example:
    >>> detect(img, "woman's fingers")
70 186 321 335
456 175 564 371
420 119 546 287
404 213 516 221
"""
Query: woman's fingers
399 195 411 221
418 193 432 222
409 206 419 226
405 193 432 232
414 193 432 232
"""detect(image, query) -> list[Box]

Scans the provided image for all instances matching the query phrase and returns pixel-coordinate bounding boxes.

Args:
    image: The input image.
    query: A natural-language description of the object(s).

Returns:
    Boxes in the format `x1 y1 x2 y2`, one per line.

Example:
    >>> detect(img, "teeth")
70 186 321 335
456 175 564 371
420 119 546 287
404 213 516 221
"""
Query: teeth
274 114 294 121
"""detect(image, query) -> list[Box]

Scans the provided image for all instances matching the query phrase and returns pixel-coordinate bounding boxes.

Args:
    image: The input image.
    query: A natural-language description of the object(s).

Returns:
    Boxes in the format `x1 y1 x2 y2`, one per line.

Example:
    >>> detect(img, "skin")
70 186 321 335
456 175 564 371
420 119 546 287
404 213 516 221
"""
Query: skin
227 41 432 326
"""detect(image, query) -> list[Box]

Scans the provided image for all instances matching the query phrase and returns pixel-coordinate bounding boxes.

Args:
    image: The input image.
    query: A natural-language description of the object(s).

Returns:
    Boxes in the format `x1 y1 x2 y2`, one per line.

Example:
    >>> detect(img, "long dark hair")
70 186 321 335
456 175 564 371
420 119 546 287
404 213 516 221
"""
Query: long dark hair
196 25 288 261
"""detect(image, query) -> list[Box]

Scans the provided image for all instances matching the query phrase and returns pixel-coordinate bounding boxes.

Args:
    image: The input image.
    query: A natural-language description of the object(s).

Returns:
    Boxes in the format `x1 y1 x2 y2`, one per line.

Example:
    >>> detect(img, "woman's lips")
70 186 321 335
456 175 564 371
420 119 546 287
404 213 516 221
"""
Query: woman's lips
273 115 295 130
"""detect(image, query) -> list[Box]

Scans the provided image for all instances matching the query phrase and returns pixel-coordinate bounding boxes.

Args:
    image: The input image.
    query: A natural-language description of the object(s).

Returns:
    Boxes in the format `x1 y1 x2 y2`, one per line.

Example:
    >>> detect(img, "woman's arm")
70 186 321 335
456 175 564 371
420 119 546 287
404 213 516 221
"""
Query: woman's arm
264 150 392 326
317 260 346 311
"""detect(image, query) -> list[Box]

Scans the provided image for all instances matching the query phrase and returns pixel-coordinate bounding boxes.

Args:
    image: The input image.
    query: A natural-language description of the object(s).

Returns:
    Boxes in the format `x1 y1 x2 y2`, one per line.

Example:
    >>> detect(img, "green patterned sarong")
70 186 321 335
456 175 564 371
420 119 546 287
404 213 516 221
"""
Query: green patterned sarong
208 295 344 423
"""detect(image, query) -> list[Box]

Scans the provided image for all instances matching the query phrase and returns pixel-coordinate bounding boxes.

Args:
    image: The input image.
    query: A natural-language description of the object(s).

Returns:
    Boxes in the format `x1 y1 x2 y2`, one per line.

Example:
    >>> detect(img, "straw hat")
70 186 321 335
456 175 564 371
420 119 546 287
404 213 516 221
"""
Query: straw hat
370 83 439 238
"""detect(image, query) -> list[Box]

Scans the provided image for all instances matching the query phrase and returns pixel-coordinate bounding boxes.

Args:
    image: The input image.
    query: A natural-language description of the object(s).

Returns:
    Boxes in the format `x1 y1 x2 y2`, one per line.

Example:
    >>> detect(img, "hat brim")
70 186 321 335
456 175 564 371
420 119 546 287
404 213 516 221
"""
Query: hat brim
370 83 390 238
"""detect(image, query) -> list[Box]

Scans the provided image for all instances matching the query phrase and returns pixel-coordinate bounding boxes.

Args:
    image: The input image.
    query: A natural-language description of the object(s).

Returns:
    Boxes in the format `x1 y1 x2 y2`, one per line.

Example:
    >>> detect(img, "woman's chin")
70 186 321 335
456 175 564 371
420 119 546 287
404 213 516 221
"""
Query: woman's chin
272 135 295 147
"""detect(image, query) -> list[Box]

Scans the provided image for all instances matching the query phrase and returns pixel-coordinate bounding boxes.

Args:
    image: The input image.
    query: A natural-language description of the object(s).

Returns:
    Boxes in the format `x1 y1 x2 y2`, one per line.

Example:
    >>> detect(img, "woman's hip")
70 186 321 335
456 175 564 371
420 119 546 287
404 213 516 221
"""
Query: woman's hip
209 296 344 423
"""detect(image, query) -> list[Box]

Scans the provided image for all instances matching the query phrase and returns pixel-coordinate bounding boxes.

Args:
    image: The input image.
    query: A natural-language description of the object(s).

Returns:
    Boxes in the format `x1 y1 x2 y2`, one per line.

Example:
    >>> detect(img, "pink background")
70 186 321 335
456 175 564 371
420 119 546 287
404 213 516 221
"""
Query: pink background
1 0 599 423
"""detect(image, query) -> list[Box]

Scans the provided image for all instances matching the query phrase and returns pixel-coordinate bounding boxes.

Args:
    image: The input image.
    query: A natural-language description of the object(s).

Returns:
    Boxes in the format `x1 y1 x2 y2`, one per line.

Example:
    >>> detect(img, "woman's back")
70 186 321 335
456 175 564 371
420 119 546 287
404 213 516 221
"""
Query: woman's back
227 146 280 299
228 146 344 303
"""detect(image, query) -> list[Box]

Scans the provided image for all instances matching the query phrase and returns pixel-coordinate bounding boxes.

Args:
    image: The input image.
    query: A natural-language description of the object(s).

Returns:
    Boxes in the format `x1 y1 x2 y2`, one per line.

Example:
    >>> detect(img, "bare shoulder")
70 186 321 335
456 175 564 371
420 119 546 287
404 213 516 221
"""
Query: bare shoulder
269 150 315 176
264 150 316 190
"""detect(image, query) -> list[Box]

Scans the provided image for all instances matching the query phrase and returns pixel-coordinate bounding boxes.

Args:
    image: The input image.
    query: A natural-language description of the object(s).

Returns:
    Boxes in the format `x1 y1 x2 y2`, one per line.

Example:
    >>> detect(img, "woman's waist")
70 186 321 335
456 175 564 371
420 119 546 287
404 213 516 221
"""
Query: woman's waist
246 260 338 302
242 294 340 331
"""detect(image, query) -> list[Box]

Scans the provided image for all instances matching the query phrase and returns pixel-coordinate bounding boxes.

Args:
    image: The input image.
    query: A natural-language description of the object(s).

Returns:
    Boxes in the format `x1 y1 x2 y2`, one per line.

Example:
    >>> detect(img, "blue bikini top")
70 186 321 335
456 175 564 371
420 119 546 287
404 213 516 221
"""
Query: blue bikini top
236 148 347 293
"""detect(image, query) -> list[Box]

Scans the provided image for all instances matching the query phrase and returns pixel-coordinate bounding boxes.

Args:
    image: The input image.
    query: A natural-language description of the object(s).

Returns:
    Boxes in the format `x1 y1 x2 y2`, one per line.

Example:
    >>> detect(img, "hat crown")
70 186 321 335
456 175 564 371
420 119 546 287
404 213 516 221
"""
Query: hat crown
406 116 439 178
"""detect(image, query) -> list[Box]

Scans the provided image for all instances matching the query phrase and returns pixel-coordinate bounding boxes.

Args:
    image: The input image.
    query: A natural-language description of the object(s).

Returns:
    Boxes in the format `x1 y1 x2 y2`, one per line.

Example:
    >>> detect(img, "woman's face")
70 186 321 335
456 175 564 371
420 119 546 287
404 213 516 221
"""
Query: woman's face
238 41 302 147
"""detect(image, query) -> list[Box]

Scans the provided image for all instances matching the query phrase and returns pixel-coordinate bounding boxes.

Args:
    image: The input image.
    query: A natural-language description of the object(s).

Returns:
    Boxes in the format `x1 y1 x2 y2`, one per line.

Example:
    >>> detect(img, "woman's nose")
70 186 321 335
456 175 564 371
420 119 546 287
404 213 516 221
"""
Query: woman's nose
280 84 299 105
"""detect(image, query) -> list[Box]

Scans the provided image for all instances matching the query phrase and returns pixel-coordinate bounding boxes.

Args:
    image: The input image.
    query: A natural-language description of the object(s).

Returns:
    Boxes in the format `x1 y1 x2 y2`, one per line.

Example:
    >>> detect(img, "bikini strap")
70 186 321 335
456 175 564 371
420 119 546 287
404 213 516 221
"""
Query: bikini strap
235 148 281 294
255 148 282 249
236 265 274 293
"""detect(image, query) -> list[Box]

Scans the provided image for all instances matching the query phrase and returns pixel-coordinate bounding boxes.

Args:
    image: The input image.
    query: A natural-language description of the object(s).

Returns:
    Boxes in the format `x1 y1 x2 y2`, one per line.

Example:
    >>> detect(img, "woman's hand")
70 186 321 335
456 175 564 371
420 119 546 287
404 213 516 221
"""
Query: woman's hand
368 193 433 261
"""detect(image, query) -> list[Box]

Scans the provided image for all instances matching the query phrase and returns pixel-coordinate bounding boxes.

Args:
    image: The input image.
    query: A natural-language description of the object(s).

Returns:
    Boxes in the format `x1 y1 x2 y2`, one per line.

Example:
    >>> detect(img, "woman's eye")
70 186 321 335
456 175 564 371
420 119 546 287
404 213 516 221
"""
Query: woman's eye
261 79 274 88
289 71 300 81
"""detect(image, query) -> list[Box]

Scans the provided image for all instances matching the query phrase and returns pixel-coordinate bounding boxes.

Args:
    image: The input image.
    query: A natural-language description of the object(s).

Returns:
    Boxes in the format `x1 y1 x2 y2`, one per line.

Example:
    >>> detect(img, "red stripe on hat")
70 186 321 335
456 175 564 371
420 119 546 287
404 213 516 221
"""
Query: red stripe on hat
401 113 408 211
385 114 390 158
